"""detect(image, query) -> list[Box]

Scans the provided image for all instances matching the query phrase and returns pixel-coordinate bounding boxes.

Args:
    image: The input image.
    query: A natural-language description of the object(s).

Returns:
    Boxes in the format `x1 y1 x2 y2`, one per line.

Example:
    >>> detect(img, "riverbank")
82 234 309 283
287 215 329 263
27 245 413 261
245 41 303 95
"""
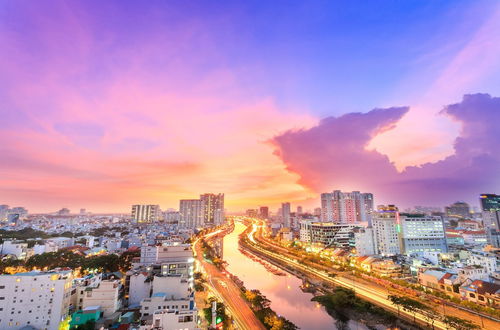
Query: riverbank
223 222 339 329
238 223 426 329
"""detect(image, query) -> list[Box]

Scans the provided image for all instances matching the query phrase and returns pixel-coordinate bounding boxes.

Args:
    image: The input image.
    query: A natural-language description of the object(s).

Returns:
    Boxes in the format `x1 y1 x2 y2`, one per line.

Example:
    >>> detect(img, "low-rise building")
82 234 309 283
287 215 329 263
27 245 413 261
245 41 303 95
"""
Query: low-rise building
459 280 500 307
138 273 197 330
467 250 498 275
353 227 375 256
80 279 121 317
371 259 403 278
300 221 358 248
0 240 31 260
141 309 197 330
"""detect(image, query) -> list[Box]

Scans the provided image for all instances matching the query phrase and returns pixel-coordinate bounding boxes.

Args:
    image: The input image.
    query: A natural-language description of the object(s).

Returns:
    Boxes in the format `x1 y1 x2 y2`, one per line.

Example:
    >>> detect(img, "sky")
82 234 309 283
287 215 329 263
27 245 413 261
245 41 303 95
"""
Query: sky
1 0 500 212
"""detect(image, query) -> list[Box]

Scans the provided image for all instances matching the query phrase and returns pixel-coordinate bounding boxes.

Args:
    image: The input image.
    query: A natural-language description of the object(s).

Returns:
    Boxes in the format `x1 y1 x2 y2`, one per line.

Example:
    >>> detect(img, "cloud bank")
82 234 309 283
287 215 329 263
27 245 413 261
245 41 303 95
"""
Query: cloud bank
272 93 500 207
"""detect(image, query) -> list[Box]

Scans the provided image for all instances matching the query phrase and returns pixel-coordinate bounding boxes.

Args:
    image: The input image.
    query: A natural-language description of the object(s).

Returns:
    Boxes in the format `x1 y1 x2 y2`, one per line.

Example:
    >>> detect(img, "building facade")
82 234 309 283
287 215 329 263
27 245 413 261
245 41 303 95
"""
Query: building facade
300 221 358 248
372 205 401 256
400 215 447 255
281 202 291 228
179 199 202 229
200 193 224 227
132 205 161 223
321 190 373 223
480 193 500 247
259 206 269 219
0 270 73 330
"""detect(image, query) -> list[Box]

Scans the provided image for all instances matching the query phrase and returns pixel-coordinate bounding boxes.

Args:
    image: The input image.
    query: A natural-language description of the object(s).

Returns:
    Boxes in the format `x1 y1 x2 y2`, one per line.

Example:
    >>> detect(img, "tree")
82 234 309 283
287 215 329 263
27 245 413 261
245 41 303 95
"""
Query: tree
443 316 480 330
388 295 403 317
401 297 429 324
117 250 140 272
422 308 438 329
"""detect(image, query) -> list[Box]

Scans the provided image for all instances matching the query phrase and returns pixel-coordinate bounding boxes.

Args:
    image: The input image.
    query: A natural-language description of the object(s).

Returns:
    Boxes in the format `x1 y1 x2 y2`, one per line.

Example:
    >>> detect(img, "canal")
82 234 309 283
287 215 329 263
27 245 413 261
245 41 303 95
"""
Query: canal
223 222 369 330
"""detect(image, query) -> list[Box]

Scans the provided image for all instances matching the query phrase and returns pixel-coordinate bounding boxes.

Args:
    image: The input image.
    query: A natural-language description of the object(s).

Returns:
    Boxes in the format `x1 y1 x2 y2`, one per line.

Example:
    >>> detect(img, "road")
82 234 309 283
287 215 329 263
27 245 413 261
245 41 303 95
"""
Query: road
244 219 495 330
193 227 266 330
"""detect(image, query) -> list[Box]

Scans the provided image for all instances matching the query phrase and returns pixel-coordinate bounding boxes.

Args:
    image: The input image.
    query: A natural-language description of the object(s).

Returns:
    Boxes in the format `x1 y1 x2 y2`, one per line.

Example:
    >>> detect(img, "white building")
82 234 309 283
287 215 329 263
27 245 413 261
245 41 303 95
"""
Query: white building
400 215 447 255
372 205 401 256
144 309 197 330
45 237 73 250
457 266 490 282
354 227 376 256
80 279 121 317
128 271 151 307
467 250 498 275
0 241 30 260
139 244 194 274
139 274 197 330
0 270 73 330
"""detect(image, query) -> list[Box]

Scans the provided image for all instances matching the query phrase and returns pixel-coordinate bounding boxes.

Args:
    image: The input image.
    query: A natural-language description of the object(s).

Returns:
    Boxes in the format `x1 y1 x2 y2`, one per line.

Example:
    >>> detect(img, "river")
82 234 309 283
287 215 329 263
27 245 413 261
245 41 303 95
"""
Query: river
223 222 370 330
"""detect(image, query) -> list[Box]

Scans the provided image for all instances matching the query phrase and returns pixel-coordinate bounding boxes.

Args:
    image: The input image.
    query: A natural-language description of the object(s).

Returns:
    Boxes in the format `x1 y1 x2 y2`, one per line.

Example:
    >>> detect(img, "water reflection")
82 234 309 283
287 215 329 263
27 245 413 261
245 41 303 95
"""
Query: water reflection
223 222 338 330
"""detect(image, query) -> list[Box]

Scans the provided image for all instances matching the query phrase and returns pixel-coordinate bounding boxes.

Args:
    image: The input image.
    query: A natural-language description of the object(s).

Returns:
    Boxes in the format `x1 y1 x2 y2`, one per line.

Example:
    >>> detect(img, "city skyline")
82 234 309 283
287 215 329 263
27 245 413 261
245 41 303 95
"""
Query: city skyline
2 1 500 212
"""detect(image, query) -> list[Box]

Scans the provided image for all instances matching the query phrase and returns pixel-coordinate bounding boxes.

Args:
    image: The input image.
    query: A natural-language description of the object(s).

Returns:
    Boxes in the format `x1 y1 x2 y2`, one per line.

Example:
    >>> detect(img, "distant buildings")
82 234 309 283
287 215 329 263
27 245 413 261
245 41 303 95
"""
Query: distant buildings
0 270 73 330
480 193 500 247
57 207 70 216
131 205 161 223
400 214 447 255
321 190 373 223
179 193 224 229
0 205 28 223
163 210 180 224
259 206 269 219
281 202 291 228
445 201 470 219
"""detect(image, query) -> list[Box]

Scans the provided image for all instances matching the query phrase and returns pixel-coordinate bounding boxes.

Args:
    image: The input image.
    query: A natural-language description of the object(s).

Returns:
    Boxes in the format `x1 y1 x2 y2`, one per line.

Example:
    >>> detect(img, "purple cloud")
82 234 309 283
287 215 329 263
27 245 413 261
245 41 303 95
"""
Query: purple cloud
272 93 500 207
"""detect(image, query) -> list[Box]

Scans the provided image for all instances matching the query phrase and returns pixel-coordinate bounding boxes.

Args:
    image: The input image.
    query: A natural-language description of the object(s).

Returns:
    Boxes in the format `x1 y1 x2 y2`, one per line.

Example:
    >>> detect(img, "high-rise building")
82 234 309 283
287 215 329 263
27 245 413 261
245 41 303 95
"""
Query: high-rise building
480 194 500 247
400 214 447 255
0 270 73 329
281 202 291 228
321 190 374 223
200 193 224 226
297 206 303 215
131 205 161 223
372 205 401 256
445 201 470 218
179 199 203 228
259 206 269 219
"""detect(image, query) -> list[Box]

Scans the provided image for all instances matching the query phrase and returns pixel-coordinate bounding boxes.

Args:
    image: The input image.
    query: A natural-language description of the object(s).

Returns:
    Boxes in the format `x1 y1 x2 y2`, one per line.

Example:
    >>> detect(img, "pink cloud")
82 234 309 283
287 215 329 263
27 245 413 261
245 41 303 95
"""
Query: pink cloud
272 93 500 207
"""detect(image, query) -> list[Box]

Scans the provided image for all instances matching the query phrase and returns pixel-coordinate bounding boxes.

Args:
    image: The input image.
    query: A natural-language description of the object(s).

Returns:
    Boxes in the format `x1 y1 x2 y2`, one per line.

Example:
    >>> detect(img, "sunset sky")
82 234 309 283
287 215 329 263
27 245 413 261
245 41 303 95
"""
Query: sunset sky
2 0 500 212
